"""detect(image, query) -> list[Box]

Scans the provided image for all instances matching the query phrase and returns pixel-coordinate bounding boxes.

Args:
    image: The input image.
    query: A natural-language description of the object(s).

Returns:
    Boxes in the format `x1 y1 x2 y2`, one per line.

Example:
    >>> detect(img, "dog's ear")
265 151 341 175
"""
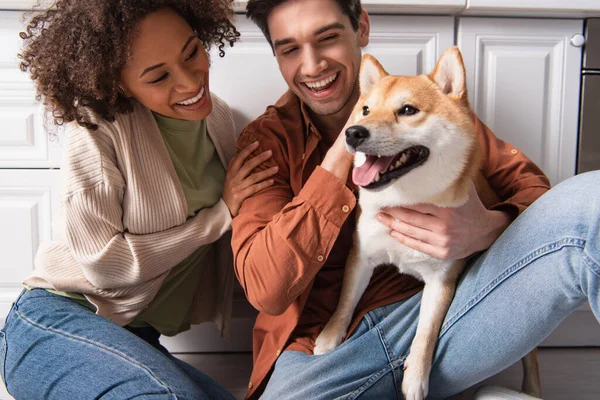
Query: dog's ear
360 54 388 94
430 46 467 99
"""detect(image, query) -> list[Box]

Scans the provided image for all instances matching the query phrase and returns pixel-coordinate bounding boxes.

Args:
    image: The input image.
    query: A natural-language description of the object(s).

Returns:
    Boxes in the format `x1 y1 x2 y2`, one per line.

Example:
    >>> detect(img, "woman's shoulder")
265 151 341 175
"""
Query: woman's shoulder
60 108 144 195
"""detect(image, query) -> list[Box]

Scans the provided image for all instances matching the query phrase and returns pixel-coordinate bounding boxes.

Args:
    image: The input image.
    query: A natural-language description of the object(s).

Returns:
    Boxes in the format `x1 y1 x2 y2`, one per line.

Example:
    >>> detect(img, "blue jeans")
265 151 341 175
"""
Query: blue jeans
261 170 600 399
0 289 234 400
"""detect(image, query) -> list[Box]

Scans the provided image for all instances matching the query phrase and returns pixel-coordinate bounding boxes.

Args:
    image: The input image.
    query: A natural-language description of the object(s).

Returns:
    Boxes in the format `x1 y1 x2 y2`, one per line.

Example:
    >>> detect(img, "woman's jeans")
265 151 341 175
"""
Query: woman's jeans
261 171 600 399
0 289 234 400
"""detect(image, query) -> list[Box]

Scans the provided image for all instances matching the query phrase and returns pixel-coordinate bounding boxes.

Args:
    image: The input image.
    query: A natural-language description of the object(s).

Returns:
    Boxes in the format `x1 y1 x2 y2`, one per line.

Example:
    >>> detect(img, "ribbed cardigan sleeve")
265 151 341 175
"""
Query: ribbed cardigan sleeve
64 183 231 289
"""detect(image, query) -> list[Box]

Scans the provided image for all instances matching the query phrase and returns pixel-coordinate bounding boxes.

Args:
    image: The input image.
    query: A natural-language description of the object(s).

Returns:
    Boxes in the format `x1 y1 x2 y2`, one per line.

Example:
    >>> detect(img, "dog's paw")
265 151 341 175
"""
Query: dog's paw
313 325 346 355
401 356 430 400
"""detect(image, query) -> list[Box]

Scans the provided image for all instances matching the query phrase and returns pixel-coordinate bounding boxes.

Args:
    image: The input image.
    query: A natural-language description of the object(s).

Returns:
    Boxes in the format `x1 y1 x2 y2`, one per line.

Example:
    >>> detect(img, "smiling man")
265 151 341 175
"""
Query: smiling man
231 0 600 399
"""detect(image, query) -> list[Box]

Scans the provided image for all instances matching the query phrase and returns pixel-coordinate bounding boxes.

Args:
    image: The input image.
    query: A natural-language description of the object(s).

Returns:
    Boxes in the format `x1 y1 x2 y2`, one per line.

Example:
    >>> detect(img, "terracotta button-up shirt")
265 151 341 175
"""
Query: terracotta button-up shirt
231 90 550 399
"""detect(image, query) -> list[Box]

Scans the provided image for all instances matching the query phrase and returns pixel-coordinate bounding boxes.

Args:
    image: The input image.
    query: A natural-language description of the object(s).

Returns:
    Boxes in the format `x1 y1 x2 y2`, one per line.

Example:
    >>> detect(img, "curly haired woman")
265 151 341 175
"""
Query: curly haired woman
0 1 277 398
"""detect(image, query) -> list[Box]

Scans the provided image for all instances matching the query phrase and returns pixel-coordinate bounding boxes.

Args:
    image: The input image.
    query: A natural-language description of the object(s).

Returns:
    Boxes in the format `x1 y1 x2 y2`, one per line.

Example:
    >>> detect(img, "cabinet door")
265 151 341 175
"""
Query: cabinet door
0 12 63 168
364 15 454 77
458 18 583 185
208 15 454 137
0 169 61 325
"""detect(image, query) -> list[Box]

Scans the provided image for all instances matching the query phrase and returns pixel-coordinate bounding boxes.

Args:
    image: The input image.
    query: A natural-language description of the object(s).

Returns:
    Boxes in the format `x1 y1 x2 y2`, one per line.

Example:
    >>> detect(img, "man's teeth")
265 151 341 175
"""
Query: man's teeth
177 87 205 105
305 73 337 90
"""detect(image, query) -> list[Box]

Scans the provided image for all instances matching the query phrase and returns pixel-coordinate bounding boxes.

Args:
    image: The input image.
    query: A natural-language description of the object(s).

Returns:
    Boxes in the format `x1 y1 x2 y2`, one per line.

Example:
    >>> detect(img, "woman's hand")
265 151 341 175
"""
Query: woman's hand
223 141 278 217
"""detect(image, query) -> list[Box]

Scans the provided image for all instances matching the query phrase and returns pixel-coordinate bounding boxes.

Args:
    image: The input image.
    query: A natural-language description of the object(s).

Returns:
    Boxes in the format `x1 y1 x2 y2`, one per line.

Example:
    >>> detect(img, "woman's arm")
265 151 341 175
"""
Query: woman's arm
65 183 232 289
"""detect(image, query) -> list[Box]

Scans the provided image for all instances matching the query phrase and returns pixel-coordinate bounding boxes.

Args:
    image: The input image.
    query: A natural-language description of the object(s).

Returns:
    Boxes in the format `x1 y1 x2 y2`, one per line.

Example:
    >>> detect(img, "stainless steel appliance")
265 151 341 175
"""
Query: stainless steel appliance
578 19 600 173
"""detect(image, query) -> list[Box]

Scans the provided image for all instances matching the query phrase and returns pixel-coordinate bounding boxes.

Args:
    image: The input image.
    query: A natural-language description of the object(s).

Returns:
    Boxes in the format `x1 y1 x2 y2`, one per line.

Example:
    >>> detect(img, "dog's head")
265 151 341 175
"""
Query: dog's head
347 47 479 200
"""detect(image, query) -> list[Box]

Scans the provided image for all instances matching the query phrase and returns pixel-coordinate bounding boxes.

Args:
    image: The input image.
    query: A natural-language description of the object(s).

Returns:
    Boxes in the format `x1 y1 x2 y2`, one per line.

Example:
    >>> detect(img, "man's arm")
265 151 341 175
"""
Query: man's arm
376 117 551 260
231 123 355 315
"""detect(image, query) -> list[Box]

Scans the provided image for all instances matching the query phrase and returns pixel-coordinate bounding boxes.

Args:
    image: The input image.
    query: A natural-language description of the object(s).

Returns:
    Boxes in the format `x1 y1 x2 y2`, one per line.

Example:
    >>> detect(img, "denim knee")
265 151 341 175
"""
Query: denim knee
0 329 6 388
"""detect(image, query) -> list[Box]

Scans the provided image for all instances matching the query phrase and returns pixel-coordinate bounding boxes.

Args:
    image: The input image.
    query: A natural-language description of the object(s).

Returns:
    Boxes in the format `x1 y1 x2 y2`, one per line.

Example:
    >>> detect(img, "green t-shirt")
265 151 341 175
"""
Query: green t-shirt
48 113 226 337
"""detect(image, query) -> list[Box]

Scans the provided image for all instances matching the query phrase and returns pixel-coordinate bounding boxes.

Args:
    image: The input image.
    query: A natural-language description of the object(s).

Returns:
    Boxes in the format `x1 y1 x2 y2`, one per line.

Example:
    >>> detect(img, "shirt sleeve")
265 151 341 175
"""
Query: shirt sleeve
476 117 551 218
64 183 232 290
231 126 356 316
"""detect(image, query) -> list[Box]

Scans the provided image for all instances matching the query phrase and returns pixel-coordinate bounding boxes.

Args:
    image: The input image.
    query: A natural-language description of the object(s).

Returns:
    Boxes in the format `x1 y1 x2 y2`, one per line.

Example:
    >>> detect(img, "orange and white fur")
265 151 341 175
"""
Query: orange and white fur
313 47 540 399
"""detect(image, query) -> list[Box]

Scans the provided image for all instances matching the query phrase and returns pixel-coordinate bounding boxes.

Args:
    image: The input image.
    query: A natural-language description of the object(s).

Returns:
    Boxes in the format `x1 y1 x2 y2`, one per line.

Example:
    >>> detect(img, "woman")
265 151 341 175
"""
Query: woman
0 1 276 398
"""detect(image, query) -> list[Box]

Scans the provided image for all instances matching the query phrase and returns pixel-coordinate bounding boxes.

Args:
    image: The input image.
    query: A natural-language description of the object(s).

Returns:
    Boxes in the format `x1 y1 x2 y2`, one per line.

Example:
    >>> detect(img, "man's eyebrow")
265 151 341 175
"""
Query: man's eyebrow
314 22 346 36
273 38 294 50
272 23 346 50
139 34 197 78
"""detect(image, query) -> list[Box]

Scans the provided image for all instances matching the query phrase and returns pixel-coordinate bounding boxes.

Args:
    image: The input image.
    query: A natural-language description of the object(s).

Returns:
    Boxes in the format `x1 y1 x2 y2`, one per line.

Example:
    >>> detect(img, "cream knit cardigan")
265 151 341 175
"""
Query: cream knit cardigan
24 94 237 335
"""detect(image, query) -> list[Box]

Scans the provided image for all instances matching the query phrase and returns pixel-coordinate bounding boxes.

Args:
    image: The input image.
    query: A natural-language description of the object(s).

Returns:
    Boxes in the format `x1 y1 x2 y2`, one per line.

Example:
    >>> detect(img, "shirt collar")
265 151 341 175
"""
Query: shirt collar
300 100 321 140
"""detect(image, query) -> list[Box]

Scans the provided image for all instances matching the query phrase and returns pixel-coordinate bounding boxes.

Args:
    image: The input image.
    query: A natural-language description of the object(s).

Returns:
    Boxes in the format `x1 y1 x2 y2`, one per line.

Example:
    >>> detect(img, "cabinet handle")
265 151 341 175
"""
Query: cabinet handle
570 34 586 48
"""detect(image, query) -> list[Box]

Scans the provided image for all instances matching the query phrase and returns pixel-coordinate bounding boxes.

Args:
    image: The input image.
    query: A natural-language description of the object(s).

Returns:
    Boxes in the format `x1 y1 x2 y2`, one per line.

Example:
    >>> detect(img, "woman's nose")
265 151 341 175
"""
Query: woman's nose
173 66 200 92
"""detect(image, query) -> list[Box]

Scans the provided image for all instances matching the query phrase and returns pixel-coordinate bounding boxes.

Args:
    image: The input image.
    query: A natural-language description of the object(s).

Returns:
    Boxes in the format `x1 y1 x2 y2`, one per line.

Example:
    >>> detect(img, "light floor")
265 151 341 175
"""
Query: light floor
1 348 598 399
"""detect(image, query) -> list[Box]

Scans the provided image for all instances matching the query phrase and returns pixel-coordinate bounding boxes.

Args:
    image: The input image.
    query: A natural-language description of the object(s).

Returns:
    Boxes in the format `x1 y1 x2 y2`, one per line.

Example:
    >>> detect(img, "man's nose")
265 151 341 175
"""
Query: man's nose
301 49 327 77
346 125 370 149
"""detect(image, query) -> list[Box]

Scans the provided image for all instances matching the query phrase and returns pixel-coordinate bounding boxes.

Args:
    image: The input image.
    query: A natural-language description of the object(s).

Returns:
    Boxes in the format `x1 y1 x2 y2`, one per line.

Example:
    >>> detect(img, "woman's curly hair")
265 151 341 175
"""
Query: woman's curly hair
19 0 240 130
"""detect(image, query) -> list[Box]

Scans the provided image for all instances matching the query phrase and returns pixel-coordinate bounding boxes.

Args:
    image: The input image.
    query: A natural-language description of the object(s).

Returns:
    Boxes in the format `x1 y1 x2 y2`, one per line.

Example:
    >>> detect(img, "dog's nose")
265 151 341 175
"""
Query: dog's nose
346 125 370 149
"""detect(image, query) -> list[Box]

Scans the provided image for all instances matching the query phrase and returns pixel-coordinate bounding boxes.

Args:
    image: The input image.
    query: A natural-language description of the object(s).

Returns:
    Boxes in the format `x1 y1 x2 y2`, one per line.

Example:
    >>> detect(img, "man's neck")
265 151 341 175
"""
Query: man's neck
308 108 350 139
308 85 360 141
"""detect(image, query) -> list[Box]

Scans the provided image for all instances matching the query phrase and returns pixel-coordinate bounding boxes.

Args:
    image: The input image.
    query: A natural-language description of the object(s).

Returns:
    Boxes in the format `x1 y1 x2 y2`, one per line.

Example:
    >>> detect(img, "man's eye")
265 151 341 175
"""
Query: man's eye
185 46 198 61
282 47 298 56
148 73 168 84
321 34 338 42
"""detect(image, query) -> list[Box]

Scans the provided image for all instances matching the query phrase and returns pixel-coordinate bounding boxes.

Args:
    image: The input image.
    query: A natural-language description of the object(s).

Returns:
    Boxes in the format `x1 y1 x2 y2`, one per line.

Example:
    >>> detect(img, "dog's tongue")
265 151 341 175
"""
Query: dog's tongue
352 155 395 187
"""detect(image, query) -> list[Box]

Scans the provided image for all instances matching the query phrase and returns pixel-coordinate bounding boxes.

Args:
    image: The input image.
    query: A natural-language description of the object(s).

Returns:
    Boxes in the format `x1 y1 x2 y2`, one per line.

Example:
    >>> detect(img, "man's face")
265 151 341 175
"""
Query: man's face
267 0 369 118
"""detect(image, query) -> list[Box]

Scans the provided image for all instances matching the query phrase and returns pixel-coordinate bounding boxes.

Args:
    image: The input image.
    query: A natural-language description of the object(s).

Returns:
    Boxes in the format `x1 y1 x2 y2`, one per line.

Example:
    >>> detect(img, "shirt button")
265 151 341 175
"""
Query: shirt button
248 381 253 389
276 349 281 357
317 255 324 262
510 149 518 155
342 205 350 213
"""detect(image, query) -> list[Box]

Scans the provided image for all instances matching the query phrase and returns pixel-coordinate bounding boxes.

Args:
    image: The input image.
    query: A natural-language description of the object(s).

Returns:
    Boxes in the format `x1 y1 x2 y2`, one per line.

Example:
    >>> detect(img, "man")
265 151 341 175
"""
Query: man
231 0 600 398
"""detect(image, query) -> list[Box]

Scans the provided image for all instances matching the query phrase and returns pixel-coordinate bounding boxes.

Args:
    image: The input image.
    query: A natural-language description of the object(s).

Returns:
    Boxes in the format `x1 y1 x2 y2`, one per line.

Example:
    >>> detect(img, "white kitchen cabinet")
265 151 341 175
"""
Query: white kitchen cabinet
0 169 61 322
364 15 454 75
458 18 583 185
465 0 600 17
0 12 63 168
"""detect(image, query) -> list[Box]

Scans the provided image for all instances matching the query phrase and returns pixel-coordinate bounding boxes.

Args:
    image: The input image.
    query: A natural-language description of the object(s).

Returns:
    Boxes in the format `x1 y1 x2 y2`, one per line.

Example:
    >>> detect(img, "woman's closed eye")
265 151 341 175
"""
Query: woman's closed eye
148 73 169 84
185 45 199 62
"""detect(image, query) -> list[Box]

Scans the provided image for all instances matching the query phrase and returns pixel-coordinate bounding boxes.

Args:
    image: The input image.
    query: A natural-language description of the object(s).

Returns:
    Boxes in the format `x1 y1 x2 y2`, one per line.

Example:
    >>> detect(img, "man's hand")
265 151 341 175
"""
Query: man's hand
321 122 354 183
375 184 512 260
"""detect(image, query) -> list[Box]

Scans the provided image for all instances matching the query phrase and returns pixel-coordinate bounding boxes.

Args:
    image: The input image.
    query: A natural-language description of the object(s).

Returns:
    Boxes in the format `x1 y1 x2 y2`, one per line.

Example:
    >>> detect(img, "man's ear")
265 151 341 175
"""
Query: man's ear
357 10 370 47
430 46 467 99
360 54 388 94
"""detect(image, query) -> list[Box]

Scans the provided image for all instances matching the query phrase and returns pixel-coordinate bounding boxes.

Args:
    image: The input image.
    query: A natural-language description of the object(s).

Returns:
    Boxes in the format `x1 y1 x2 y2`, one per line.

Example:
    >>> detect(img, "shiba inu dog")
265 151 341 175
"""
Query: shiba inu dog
313 47 541 400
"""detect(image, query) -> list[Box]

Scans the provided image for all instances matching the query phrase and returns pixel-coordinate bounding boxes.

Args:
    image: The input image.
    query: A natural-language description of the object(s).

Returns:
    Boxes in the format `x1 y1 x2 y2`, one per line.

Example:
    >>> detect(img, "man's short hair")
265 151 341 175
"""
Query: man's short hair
246 0 363 47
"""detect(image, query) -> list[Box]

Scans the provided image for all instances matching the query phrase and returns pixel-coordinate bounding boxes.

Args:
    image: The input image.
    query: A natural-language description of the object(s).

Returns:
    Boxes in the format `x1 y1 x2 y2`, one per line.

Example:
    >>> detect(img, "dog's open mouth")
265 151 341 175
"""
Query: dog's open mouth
352 146 430 189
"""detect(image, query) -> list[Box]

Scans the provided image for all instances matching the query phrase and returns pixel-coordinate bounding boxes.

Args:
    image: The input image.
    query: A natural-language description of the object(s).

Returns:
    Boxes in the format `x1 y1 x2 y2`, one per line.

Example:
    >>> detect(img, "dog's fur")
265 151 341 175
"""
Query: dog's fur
313 47 540 399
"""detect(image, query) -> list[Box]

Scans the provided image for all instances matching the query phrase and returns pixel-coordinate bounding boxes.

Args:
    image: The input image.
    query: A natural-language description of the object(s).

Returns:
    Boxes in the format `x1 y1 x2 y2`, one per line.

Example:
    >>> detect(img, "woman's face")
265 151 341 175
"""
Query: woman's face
120 8 212 120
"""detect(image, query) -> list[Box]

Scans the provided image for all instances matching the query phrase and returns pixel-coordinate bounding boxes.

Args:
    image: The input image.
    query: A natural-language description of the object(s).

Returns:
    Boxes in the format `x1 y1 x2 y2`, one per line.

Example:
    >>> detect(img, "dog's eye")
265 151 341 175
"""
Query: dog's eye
398 105 419 116
362 106 370 116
